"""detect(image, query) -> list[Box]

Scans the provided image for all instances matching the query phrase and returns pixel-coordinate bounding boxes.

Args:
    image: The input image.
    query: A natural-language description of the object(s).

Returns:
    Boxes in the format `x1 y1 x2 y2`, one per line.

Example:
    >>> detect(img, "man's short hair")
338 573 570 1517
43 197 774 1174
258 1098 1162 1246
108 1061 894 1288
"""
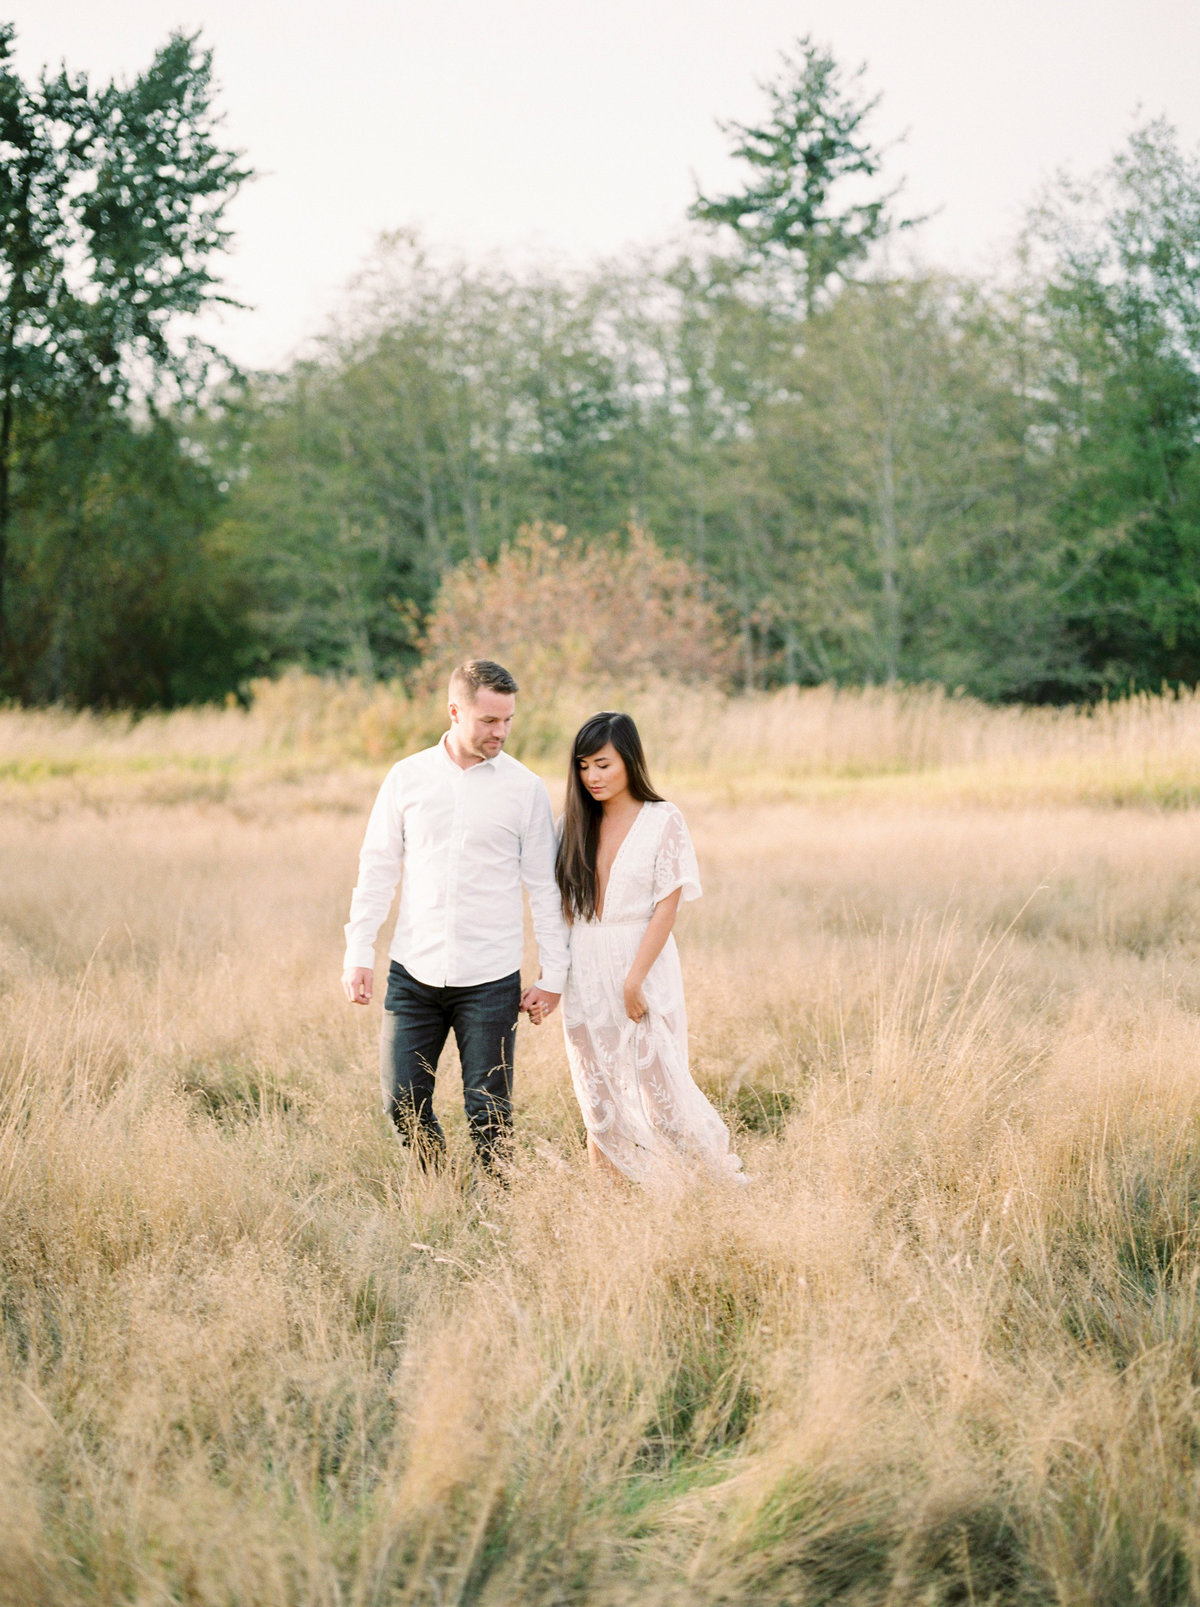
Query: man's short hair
448 659 519 705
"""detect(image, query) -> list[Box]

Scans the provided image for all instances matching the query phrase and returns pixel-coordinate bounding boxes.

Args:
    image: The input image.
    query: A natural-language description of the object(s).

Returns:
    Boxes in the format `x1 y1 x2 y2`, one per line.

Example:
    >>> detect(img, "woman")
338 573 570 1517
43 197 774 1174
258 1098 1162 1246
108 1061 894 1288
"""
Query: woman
552 711 742 1184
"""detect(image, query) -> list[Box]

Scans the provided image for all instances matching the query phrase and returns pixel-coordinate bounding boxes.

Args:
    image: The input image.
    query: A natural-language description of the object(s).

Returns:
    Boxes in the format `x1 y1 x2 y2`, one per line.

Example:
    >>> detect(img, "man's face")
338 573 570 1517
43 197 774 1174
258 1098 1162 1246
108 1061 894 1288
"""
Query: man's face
449 687 516 762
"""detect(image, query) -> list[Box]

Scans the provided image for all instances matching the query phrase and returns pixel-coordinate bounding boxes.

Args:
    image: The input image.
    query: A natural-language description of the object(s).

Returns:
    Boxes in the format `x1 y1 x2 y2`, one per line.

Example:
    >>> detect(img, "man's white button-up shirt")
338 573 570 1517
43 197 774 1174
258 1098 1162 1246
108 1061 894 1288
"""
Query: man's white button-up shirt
343 735 569 992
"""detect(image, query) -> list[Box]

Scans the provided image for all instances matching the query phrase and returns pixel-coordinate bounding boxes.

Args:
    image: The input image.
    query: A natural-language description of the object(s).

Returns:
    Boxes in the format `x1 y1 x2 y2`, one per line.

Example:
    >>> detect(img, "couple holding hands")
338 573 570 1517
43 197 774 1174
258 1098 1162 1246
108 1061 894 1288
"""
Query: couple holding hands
342 658 742 1186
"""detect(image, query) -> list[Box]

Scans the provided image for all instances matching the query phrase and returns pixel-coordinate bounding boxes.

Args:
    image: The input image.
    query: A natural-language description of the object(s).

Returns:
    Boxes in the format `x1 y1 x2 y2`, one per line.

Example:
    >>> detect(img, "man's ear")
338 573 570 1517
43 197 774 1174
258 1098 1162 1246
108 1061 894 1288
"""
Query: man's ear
448 700 460 724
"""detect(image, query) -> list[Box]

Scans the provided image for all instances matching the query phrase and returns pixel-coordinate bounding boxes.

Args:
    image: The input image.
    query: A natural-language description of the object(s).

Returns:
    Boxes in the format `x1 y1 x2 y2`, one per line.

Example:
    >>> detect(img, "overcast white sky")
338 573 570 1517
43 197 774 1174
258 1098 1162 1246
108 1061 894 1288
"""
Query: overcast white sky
8 0 1200 370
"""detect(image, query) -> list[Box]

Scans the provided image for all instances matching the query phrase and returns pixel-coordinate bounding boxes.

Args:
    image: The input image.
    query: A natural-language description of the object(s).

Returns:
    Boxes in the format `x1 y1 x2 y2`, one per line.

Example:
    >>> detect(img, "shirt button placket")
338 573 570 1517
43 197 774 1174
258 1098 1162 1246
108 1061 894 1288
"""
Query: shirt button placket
445 767 465 986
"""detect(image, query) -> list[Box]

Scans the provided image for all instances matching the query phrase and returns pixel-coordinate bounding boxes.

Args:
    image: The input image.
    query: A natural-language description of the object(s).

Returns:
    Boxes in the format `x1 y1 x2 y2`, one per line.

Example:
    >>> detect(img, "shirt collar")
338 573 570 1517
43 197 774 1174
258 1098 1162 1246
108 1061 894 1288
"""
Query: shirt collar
440 731 500 772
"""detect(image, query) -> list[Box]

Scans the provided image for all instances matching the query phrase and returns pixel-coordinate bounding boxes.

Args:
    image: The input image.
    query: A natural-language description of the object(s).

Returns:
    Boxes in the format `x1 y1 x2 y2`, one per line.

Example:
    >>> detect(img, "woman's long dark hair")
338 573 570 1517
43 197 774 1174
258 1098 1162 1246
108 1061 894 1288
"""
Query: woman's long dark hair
555 711 664 923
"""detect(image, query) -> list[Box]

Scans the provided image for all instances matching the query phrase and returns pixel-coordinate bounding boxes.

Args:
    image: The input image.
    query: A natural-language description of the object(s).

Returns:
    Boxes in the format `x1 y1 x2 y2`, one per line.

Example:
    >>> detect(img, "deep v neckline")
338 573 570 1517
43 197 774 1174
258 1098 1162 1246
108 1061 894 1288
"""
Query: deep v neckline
596 802 647 921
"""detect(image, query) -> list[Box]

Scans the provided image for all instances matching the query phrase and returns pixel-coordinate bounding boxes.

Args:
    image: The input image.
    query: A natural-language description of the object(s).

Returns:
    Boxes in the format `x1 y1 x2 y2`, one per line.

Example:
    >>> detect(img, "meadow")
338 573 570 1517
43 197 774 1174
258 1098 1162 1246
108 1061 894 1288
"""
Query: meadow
4 680 1200 1604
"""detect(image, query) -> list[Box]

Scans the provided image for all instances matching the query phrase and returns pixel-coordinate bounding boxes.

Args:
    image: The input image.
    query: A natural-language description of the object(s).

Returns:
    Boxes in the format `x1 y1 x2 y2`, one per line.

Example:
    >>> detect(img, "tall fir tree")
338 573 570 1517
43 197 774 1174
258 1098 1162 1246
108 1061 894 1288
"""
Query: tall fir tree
690 37 914 316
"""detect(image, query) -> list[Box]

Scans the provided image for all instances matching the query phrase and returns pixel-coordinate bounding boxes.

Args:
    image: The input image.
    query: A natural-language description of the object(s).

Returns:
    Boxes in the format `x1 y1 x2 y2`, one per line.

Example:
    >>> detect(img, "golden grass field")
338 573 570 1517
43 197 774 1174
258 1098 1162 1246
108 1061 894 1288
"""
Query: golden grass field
5 680 1200 1604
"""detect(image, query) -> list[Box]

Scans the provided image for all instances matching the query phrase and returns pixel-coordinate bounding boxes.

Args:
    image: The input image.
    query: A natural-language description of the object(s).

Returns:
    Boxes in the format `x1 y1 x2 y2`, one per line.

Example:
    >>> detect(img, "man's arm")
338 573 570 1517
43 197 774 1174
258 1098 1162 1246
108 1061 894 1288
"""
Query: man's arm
519 780 570 1020
342 768 404 1004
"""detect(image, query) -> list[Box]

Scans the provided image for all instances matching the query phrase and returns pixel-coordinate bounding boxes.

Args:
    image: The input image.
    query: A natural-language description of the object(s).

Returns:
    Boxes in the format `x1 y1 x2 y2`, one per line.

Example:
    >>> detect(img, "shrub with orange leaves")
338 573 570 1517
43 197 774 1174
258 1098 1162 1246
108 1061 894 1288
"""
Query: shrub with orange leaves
418 524 734 691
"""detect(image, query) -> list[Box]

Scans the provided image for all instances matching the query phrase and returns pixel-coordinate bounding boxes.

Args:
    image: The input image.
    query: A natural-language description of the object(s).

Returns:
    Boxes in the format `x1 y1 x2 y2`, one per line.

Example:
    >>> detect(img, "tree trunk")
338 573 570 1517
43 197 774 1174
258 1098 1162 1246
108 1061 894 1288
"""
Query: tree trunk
783 622 797 685
414 429 445 572
736 548 756 692
876 390 902 685
43 383 105 703
335 566 376 684
0 378 12 680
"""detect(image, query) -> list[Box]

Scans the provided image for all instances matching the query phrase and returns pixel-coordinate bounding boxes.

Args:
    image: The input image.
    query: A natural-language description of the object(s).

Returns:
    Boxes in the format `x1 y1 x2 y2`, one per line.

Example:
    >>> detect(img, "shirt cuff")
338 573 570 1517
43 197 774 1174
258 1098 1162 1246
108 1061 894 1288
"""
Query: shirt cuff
537 969 567 995
343 945 377 974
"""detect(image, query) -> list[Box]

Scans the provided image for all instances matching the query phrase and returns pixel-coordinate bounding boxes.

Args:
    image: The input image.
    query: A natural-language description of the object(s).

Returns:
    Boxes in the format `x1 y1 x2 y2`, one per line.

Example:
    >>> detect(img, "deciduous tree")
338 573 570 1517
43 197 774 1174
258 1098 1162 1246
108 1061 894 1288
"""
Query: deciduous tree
0 26 249 701
419 522 733 690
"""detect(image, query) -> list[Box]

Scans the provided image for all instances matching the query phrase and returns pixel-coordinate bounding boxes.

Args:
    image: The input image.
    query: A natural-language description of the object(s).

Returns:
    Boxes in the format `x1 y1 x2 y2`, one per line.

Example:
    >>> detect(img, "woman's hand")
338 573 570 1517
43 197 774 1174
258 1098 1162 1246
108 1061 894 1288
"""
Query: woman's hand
623 975 648 1022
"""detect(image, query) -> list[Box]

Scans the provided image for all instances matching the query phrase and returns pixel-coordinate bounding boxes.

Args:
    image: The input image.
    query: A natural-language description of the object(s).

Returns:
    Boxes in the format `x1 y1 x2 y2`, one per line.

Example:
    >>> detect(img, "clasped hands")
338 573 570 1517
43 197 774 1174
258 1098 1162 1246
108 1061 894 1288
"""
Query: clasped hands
520 985 560 1026
524 978 647 1025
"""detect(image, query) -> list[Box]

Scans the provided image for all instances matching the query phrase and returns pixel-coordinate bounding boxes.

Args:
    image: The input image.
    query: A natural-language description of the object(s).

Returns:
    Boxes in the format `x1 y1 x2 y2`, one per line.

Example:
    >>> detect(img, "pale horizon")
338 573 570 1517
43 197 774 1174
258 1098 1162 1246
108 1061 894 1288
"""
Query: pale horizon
8 0 1199 370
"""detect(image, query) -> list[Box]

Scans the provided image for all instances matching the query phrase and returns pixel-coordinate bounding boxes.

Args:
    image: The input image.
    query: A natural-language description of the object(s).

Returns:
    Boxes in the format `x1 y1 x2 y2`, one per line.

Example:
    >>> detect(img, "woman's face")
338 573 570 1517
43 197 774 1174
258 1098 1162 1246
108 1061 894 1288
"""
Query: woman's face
578 742 630 805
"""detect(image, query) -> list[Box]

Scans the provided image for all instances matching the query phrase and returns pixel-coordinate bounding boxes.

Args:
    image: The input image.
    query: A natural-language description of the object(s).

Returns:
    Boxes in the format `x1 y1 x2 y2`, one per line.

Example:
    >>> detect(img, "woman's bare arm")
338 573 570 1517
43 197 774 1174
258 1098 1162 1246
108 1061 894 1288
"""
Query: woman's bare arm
623 886 683 1021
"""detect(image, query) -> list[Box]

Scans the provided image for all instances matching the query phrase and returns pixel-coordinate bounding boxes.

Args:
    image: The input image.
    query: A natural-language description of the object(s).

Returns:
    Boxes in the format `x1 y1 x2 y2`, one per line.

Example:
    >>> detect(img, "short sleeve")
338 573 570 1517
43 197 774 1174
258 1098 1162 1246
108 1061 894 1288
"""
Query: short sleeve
652 805 702 906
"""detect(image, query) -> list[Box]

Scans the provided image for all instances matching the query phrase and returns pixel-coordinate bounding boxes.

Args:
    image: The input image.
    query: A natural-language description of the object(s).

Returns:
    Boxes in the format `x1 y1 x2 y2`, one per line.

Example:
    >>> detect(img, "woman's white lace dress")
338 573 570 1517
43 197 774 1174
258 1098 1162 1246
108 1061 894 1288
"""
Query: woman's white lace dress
562 801 741 1184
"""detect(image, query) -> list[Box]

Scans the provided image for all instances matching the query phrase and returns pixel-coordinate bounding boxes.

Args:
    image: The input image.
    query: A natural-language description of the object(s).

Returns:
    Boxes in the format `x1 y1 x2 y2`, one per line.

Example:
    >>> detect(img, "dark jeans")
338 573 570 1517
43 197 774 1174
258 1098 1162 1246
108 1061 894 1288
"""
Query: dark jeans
380 961 521 1171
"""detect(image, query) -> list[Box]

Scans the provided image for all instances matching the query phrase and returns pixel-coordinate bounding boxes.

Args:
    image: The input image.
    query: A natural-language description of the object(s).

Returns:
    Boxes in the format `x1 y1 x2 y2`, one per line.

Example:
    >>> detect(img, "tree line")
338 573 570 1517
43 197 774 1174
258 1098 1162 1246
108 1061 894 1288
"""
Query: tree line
1 30 1198 706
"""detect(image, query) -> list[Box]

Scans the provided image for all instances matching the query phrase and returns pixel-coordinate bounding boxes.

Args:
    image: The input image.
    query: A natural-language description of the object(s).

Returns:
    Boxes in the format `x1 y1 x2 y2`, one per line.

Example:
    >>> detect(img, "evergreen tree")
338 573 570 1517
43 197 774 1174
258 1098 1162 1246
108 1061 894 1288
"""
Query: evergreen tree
1033 121 1200 694
690 37 913 315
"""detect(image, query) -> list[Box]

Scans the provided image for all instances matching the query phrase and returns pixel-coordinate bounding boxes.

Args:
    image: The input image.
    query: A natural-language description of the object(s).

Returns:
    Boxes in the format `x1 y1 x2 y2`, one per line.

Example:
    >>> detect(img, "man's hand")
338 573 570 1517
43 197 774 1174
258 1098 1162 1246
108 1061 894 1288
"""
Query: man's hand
344 966 373 1006
520 984 561 1026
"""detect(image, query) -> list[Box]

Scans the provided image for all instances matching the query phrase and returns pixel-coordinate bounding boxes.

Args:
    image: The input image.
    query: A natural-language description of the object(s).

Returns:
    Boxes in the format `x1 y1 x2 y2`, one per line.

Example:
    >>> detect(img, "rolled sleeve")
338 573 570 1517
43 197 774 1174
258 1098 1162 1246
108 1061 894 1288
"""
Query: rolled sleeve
520 781 570 993
343 769 405 973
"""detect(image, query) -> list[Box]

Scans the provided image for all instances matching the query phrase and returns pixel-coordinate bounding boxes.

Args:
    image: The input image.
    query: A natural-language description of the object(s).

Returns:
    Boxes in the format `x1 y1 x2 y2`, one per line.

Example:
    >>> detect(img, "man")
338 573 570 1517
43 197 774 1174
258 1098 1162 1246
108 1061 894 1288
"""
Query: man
342 659 567 1172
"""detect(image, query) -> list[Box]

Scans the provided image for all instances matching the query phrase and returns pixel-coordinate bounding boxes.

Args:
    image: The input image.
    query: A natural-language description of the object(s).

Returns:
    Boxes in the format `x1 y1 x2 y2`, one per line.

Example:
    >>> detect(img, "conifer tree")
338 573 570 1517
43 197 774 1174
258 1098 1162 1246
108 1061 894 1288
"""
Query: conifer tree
690 37 913 315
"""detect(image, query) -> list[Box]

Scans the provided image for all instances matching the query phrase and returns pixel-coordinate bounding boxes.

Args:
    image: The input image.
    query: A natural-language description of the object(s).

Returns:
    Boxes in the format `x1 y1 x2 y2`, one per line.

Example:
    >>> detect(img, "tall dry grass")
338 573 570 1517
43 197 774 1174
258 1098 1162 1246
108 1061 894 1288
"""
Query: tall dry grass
9 675 1200 808
3 691 1200 1601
